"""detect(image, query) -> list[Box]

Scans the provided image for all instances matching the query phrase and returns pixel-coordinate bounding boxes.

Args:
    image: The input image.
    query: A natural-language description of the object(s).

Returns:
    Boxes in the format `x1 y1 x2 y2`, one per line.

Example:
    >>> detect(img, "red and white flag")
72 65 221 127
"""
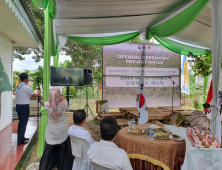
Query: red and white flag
206 80 213 105
205 80 213 120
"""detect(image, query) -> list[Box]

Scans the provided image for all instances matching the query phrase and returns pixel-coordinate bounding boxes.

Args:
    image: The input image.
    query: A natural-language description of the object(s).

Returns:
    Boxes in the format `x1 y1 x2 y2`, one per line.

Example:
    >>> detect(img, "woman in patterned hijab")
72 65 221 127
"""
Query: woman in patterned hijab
189 112 209 130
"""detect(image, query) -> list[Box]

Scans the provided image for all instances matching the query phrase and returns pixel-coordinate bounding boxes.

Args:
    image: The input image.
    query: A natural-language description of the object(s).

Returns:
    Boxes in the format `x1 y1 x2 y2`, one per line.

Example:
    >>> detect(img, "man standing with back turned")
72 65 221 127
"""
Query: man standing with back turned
16 73 41 145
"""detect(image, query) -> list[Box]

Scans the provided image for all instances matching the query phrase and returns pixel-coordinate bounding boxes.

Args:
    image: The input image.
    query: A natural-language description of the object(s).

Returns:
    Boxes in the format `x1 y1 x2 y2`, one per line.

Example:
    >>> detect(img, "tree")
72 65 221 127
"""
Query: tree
29 66 43 91
188 50 212 77
13 71 21 90
130 36 154 43
187 50 219 110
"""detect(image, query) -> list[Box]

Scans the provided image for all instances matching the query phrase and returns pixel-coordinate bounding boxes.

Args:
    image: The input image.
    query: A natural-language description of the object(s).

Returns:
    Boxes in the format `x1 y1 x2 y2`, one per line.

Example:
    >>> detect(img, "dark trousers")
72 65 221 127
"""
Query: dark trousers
39 136 74 170
16 104 30 143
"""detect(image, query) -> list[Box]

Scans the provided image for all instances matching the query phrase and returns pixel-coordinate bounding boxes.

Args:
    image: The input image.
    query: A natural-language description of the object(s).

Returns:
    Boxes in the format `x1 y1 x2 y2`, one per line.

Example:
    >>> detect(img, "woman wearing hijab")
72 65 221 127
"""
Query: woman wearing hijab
156 112 220 170
39 87 74 170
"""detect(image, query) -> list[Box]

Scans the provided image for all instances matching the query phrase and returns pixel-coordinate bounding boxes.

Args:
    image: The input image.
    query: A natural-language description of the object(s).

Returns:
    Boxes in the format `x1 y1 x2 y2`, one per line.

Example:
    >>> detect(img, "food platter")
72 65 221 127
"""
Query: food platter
149 124 160 129
128 128 145 134
154 133 173 140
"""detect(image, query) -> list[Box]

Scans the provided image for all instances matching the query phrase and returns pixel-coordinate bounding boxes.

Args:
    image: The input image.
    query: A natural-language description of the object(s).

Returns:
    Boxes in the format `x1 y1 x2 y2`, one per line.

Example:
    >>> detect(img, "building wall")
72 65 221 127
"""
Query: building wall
0 36 13 132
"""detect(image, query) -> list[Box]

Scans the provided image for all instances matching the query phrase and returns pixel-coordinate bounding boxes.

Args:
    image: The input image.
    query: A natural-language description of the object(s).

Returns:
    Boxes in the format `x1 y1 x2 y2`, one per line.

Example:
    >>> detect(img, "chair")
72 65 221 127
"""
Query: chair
174 157 184 170
69 135 94 170
187 148 222 170
91 162 114 170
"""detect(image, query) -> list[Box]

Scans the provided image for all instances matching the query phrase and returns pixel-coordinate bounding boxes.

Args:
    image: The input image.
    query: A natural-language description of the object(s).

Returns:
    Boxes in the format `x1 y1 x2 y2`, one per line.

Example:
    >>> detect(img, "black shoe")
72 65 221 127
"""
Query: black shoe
17 140 28 145
24 138 29 141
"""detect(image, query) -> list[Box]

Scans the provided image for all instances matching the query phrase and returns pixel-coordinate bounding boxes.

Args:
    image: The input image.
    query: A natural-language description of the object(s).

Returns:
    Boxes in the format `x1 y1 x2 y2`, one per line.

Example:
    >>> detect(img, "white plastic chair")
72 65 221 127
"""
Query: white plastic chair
187 148 222 170
91 162 114 170
69 135 94 170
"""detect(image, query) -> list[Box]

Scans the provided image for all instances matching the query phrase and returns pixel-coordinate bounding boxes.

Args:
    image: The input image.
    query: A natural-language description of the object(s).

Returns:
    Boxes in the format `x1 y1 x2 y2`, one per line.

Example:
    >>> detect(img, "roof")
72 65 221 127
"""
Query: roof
0 0 43 50
20 0 44 46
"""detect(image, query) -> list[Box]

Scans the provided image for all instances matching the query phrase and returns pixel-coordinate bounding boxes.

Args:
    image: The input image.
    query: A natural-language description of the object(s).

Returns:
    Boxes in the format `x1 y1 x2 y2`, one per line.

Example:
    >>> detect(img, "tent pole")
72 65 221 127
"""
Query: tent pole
210 0 222 144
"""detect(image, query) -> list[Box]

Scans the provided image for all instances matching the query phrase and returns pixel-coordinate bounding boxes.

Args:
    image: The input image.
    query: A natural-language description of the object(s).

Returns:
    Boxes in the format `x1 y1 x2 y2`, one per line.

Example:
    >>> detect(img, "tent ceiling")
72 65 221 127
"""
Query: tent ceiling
0 0 42 49
56 0 191 19
54 0 212 50
55 13 168 35
171 5 211 48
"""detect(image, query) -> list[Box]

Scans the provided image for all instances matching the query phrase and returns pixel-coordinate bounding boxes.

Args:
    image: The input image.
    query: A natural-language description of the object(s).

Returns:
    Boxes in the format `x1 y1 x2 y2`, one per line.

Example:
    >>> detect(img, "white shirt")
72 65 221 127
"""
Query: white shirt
45 102 69 145
164 125 198 170
16 82 34 104
87 140 133 170
68 125 94 145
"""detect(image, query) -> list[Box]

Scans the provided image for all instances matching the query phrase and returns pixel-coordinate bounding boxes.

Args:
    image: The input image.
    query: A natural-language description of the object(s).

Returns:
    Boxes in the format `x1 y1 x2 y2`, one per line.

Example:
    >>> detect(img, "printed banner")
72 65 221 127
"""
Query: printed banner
181 55 189 94
103 43 181 108
106 76 179 87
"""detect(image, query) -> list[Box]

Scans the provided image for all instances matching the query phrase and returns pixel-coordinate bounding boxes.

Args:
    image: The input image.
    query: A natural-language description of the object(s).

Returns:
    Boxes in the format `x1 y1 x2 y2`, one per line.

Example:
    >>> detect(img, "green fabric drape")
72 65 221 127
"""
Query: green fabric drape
146 0 209 39
153 35 207 55
37 6 51 158
48 0 57 19
32 0 48 9
43 6 51 102
68 32 140 45
51 23 57 56
31 0 56 18
37 107 48 157
54 49 60 67
68 32 207 55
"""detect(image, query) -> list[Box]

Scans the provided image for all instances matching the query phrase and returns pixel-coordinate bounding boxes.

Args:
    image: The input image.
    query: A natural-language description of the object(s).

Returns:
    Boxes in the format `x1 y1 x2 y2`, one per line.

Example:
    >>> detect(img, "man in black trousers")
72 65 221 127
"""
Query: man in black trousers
16 73 41 145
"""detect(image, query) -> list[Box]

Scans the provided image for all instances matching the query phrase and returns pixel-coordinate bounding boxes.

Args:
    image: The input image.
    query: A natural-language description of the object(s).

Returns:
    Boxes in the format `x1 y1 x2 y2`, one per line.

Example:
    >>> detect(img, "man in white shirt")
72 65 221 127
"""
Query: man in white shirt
68 109 94 144
87 117 133 170
16 73 41 145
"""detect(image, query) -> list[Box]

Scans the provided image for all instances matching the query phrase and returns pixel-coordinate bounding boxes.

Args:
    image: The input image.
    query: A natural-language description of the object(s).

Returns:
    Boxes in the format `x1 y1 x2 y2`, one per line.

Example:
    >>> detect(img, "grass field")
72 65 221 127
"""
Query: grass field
69 98 119 115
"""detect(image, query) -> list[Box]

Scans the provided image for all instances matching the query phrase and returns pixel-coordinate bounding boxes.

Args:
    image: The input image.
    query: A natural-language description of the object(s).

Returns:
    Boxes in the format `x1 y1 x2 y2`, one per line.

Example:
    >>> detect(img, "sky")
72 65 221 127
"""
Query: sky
13 53 71 71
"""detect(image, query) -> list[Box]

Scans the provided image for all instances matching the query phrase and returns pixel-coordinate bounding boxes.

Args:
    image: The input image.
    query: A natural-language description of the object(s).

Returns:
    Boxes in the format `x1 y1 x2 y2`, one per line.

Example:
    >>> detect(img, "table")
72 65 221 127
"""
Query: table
119 108 166 121
118 124 185 170
98 112 124 118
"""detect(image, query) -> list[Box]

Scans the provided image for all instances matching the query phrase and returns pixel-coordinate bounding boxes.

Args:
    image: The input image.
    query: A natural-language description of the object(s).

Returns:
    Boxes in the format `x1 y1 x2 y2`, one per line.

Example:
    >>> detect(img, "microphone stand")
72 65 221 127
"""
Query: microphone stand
168 77 179 112
37 83 40 127
36 77 42 128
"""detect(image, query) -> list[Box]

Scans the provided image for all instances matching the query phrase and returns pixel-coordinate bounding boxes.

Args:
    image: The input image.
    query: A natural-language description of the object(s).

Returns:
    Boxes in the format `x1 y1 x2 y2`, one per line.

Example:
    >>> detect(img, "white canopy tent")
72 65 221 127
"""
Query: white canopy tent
53 0 211 49
33 0 222 156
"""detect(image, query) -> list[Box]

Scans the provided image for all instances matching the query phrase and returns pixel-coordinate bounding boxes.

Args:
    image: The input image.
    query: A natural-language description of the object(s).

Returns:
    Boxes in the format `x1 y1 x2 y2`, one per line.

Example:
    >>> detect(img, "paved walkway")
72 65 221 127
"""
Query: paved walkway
0 118 38 170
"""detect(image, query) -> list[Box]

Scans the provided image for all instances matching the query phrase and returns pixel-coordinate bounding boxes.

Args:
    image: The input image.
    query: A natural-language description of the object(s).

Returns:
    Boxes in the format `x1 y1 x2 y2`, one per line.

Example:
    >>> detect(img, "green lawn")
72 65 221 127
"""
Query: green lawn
69 98 119 115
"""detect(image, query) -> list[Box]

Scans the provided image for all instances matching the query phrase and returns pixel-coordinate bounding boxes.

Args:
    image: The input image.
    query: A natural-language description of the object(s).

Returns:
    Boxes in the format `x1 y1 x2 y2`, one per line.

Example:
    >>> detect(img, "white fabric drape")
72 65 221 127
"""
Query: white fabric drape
187 148 222 170
210 0 222 144
58 35 68 50
53 20 57 50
